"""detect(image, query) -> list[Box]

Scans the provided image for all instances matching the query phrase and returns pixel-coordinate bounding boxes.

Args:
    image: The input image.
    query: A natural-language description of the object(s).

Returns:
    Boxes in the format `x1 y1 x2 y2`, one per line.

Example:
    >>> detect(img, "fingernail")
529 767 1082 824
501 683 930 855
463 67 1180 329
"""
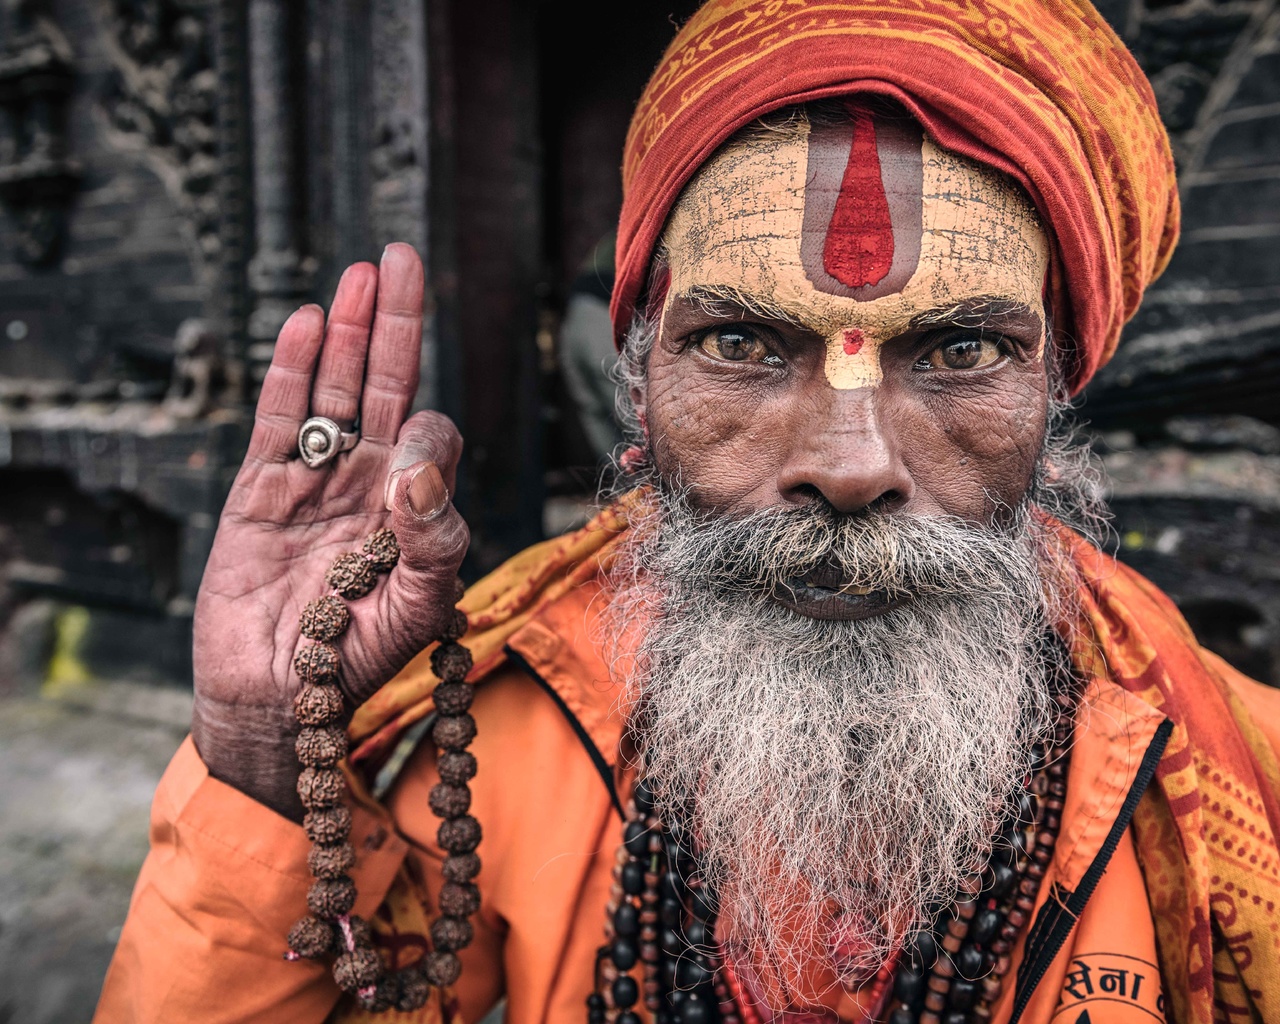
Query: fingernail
407 462 448 519
384 469 405 512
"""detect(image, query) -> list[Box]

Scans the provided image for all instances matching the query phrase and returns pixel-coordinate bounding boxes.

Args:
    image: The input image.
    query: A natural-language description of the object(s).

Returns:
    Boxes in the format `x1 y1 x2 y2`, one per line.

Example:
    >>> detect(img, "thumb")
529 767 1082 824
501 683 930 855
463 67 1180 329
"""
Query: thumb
385 459 470 618
380 411 470 635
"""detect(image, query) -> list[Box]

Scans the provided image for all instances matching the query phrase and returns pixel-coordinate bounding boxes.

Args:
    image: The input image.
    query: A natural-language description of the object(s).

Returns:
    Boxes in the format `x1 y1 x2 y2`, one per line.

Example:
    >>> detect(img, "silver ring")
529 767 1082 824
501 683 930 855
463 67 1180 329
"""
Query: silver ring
298 416 359 468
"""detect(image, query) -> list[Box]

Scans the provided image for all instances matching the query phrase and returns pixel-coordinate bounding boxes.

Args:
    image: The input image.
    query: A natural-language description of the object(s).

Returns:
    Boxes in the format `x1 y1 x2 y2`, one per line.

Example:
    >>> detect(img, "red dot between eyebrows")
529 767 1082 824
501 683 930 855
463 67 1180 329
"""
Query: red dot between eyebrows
842 328 865 356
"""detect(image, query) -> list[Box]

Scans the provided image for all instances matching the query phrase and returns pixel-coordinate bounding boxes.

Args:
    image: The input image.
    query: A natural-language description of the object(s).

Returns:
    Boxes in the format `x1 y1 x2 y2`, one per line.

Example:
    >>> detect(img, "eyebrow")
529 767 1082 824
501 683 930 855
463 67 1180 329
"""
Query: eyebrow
674 284 811 330
909 296 1044 338
673 286 1044 339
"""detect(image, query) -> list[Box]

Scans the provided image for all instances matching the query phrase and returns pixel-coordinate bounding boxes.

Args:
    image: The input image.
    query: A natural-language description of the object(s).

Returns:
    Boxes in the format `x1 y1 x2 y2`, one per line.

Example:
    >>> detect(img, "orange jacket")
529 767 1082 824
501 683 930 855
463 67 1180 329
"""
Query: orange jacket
94 559 1280 1024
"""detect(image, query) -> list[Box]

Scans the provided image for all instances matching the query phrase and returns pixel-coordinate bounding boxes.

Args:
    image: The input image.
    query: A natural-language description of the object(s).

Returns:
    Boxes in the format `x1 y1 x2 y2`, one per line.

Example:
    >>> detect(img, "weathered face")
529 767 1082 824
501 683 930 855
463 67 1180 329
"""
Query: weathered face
637 105 1052 569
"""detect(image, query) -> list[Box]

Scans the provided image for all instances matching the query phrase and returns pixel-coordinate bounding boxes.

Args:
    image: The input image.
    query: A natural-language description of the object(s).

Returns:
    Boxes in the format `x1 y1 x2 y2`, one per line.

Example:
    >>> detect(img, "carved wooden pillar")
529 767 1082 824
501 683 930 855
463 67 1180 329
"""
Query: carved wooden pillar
214 0 253 400
447 0 544 570
0 0 80 266
370 0 436 410
302 0 452 414
246 0 312 386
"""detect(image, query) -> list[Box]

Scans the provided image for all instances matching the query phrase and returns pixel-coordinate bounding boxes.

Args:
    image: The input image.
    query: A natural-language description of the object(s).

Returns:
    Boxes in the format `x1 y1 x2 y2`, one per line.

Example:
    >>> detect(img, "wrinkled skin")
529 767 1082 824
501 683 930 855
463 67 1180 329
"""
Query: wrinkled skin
637 123 1052 533
193 116 1053 817
191 245 468 821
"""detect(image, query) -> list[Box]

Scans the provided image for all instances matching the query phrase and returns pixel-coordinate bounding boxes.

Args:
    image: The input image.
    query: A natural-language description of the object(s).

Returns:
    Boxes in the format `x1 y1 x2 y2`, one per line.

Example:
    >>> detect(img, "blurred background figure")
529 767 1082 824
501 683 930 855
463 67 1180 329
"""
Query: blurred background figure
558 230 621 463
0 0 1278 1020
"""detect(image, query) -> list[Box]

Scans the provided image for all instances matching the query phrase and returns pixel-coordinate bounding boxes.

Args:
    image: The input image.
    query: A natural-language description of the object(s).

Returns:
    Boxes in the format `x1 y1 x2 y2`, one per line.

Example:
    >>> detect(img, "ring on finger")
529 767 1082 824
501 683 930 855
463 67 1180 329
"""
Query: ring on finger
298 416 359 468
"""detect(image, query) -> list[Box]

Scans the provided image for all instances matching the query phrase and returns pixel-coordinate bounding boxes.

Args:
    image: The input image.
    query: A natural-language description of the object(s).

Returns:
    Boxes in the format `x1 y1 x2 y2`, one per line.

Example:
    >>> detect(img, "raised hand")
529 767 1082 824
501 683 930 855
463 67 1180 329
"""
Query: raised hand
190 245 469 820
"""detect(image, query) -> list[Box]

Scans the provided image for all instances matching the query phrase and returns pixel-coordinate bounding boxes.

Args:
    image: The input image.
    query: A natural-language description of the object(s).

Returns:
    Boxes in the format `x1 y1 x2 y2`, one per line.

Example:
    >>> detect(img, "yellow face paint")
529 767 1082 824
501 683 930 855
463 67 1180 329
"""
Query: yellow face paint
660 112 1050 389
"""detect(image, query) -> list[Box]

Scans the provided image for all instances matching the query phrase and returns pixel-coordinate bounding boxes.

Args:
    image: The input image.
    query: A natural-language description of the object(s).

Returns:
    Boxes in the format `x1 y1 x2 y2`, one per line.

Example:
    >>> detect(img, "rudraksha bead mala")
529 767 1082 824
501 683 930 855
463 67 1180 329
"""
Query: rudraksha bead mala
591 780 723 1024
590 685 1076 1024
285 527 480 1012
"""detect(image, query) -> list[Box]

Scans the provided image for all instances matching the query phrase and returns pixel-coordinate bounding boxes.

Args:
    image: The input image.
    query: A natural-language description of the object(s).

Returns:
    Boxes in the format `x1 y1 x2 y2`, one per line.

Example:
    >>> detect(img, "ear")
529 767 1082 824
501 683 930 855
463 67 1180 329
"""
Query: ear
628 260 668 441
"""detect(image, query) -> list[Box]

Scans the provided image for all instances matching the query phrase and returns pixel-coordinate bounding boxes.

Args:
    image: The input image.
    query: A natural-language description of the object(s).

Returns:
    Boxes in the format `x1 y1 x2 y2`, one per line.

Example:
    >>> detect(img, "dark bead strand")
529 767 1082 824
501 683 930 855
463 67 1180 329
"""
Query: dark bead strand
592 795 658 1021
294 642 341 685
416 614 483 1007
594 678 1082 1024
874 687 1076 1024
300 595 351 642
362 528 401 572
295 684 346 726
285 535 478 1013
325 552 377 599
641 830 664 1013
597 848 625 1010
963 713 1074 1022
675 850 721 1024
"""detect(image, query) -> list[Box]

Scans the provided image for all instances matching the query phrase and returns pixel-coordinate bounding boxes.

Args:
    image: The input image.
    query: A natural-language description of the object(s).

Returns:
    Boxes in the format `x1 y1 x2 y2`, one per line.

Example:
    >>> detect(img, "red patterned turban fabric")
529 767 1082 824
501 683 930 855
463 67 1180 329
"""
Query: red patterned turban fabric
610 0 1181 394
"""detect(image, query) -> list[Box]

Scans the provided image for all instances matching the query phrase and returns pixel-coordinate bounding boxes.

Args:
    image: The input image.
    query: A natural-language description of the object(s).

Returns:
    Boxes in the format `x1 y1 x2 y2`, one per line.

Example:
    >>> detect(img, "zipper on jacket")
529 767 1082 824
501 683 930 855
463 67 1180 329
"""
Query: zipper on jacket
1009 716 1173 1023
505 644 626 819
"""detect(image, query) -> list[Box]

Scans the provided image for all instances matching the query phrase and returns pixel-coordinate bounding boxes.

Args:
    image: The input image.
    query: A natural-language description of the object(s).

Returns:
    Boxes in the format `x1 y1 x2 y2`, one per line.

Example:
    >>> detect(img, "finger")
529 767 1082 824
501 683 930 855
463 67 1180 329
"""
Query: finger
360 243 425 444
309 262 378 429
382 411 464 512
246 305 326 463
384 458 470 633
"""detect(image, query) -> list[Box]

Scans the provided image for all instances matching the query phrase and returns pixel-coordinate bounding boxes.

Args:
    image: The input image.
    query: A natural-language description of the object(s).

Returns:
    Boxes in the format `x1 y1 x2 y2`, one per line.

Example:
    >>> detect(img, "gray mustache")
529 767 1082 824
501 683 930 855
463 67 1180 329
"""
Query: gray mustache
645 495 1039 602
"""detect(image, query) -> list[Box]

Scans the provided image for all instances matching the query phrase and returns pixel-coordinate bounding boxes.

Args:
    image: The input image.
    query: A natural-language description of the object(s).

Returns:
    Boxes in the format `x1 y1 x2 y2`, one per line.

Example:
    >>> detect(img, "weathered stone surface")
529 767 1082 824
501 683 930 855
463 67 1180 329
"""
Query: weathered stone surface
0 695 183 1024
1085 1 1280 436
3 0 1280 706
1099 434 1280 684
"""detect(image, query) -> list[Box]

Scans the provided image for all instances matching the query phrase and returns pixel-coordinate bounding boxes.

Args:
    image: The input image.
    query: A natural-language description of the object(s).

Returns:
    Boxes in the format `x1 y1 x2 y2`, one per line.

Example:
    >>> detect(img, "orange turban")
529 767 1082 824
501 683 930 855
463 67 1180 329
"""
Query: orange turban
611 0 1180 393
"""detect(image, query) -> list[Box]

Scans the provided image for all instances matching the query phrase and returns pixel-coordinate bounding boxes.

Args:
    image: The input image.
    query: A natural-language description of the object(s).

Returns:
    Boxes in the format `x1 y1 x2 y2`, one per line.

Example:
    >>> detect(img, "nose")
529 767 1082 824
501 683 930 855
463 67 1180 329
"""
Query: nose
775 388 913 514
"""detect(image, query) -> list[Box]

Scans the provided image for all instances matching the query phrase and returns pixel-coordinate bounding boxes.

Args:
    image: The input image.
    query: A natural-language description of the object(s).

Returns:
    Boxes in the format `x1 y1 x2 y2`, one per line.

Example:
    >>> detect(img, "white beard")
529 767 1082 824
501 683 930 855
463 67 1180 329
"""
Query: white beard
607 490 1072 1005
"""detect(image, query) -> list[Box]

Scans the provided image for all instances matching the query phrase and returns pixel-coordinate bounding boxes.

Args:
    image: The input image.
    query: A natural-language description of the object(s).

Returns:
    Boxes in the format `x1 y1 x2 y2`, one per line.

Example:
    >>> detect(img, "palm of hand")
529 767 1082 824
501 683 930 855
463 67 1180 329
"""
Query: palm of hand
191 245 468 815
199 447 401 709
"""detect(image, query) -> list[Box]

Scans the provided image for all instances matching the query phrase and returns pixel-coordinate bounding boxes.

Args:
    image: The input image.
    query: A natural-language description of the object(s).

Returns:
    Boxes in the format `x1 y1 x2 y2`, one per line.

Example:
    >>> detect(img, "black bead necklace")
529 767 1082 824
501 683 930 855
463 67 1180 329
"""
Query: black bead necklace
590 781 727 1024
884 688 1074 1024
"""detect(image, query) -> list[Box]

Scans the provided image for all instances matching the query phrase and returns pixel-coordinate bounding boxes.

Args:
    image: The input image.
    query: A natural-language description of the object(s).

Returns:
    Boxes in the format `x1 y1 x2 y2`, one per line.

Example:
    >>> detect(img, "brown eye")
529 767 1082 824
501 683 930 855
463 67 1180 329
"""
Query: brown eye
698 326 778 365
919 335 1003 371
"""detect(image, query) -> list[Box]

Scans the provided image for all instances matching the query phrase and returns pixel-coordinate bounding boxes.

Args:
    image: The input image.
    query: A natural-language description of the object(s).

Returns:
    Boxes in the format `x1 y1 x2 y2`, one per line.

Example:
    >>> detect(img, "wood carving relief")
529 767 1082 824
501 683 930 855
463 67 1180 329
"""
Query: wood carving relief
0 0 81 265
99 0 220 282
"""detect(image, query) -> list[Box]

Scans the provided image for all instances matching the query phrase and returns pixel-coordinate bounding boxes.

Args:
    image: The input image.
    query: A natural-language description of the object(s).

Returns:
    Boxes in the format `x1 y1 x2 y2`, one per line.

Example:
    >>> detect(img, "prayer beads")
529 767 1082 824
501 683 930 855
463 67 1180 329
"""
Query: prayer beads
284 527 480 1013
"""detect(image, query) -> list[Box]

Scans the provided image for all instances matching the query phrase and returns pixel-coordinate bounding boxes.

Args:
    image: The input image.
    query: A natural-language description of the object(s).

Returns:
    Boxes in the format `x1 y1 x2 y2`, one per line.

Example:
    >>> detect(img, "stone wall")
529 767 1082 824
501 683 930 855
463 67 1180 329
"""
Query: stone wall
1082 0 1280 684
0 0 248 690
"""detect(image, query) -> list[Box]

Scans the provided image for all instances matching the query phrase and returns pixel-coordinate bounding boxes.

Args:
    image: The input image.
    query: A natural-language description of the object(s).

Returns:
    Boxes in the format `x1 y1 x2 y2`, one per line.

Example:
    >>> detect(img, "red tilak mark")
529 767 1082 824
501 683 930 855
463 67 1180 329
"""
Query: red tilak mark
823 110 894 289
842 328 865 356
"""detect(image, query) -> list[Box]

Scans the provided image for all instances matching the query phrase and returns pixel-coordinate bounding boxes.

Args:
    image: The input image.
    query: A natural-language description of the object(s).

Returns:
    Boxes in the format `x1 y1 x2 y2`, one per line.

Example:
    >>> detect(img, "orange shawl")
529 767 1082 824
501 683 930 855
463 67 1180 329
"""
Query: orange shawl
1062 530 1280 1023
609 0 1179 394
342 504 1280 1023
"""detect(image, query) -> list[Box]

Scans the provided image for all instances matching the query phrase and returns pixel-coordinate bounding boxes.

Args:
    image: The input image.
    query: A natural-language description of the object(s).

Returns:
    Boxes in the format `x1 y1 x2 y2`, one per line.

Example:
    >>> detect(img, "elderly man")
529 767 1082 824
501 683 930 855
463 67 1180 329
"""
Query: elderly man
96 2 1280 1023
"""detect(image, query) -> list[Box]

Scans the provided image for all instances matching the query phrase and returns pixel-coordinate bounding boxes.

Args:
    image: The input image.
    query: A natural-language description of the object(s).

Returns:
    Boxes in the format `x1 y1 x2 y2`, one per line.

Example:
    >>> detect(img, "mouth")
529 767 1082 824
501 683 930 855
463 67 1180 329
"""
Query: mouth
773 565 907 621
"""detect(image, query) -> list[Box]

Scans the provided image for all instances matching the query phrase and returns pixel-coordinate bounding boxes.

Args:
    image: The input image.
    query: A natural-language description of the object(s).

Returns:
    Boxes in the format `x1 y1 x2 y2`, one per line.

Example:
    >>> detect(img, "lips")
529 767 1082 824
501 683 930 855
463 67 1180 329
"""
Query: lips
774 565 906 621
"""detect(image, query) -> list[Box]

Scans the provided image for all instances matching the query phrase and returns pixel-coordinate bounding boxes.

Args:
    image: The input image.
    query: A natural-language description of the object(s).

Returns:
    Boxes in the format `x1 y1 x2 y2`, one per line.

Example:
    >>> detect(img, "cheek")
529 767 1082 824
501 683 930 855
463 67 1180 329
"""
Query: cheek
645 366 795 510
897 379 1047 516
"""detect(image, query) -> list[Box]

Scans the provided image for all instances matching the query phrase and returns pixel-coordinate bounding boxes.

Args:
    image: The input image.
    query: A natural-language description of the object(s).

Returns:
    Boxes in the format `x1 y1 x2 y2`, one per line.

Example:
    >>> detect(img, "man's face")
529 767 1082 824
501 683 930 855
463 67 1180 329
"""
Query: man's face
637 107 1052 606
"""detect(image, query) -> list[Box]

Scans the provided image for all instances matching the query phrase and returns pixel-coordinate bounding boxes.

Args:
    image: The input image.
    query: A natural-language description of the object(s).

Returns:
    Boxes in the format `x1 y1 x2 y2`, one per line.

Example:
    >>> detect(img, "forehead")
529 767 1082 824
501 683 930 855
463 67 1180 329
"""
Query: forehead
660 113 1049 332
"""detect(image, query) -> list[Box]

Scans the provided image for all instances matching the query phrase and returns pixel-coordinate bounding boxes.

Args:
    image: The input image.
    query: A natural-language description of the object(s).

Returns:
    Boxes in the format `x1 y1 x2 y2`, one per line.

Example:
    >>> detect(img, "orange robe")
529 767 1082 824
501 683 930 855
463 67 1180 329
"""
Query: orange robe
94 511 1280 1024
